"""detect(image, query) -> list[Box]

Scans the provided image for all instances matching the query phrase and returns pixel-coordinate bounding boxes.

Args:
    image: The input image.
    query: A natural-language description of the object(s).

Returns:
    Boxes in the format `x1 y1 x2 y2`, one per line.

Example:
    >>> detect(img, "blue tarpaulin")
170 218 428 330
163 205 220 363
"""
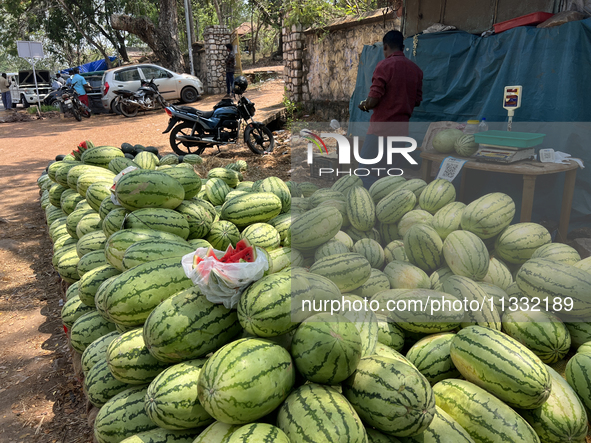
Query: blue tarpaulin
348 18 591 230
60 57 117 74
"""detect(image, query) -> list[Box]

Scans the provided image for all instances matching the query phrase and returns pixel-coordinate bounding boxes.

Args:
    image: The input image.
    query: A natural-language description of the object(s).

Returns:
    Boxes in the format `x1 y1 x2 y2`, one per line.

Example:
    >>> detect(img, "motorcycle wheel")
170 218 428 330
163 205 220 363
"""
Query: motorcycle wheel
80 104 91 119
120 103 139 118
72 107 82 122
169 122 206 156
157 96 170 108
244 124 274 155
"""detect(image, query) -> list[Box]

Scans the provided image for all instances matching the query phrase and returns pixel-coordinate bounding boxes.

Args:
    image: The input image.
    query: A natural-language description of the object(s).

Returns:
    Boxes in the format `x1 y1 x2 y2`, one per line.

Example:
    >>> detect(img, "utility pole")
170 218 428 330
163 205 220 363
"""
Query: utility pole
184 0 195 75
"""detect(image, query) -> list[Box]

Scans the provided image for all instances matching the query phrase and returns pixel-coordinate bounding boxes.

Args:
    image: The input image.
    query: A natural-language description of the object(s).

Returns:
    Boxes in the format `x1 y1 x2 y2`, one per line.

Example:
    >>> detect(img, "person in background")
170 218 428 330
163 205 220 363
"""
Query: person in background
0 73 12 110
225 43 235 98
56 73 65 86
51 76 61 90
66 71 73 86
358 30 423 188
70 68 89 107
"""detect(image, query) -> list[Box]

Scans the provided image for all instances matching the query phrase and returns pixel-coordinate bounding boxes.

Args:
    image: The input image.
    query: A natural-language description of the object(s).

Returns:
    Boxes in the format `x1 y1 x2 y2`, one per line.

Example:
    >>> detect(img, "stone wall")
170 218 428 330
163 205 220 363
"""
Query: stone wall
283 9 401 120
191 42 208 91
203 26 231 94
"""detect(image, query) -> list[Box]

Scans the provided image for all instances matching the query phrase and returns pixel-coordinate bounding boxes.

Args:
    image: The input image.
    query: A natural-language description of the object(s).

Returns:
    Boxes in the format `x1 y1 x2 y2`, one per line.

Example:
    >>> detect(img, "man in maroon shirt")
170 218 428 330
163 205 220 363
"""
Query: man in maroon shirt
358 30 423 187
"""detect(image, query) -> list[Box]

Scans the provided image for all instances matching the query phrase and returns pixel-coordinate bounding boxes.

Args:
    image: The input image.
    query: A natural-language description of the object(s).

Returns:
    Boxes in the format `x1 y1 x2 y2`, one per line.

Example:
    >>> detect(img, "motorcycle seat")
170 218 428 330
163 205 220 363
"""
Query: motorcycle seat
176 106 214 118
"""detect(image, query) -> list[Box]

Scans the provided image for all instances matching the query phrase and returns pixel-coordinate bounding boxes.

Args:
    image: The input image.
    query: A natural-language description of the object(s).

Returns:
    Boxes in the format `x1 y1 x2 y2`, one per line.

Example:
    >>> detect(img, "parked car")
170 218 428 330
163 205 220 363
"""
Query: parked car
9 70 52 108
101 64 204 114
44 71 107 114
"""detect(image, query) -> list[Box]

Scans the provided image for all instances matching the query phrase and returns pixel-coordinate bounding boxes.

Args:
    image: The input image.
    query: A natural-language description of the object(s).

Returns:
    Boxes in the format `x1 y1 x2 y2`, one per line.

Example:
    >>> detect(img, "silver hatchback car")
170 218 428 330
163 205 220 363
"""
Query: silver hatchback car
101 64 204 113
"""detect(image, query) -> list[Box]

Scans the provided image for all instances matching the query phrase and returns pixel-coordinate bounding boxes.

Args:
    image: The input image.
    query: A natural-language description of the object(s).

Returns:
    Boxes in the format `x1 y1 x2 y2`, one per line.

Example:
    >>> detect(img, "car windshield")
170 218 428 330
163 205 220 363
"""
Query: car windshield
141 66 171 79
114 68 141 82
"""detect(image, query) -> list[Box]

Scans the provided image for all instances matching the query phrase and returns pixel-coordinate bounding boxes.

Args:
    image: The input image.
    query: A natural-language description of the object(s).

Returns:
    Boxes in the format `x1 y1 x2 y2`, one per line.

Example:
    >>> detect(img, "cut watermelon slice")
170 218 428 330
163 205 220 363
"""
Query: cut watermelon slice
234 238 251 253
219 244 236 263
206 247 219 260
231 246 255 263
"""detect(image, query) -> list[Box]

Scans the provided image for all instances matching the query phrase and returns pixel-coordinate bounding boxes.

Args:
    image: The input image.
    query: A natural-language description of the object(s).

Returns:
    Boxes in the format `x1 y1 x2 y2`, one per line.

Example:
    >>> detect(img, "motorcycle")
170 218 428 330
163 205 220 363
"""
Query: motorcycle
163 94 274 156
116 78 169 118
57 87 91 121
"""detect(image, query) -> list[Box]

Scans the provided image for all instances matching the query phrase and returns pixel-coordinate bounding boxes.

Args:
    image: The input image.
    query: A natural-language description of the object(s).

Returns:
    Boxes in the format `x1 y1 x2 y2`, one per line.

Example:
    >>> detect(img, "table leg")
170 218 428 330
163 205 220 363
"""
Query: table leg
557 169 577 243
520 175 536 222
421 159 433 183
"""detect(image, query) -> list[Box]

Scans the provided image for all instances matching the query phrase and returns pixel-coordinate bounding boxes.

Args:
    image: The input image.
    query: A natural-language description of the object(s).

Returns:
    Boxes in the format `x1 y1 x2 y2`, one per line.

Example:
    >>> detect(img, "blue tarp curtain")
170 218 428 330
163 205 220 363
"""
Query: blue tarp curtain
348 18 591 230
60 57 117 74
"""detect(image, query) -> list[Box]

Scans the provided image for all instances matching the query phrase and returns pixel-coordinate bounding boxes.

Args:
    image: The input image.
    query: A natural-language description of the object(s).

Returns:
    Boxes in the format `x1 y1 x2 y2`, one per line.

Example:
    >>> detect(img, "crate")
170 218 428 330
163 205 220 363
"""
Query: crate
494 12 554 33
309 153 339 182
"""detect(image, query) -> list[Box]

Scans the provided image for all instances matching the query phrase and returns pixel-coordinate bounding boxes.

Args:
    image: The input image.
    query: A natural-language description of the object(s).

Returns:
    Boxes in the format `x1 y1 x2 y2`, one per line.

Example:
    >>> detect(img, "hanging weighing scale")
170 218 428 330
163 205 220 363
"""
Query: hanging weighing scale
503 85 522 131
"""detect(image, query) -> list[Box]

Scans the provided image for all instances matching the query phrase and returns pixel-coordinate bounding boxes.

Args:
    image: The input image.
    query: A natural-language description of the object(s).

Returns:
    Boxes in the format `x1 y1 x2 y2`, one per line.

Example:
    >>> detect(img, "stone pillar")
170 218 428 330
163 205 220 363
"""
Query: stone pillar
282 24 306 102
204 25 231 95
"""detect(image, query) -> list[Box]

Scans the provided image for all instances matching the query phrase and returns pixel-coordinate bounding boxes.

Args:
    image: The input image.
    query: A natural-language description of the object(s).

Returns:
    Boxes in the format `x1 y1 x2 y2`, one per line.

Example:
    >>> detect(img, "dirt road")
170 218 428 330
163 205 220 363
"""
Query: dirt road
0 79 287 442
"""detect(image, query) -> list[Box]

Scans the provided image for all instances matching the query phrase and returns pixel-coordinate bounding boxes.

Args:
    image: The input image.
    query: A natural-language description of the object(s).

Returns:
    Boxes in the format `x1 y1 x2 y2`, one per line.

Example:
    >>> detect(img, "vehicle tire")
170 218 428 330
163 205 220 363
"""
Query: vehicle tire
110 99 122 115
72 107 82 122
244 124 274 155
50 99 60 109
180 87 199 104
21 95 30 108
80 105 91 119
120 102 138 118
169 122 206 156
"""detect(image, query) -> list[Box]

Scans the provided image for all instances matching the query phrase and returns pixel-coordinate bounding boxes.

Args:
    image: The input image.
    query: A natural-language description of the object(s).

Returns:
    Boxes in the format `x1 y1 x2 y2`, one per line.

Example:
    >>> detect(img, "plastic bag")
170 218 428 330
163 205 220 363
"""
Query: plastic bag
110 165 138 205
181 247 269 309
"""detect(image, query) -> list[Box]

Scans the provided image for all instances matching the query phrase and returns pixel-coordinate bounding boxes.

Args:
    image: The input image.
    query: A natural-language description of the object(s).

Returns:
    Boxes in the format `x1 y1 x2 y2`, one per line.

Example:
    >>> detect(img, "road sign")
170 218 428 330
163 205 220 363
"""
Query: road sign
16 41 45 112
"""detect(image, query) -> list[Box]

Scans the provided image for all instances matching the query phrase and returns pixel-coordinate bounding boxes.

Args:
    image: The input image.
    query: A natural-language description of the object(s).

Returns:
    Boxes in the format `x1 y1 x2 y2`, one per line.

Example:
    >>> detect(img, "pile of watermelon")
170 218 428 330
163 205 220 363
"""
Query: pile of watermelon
38 141 591 443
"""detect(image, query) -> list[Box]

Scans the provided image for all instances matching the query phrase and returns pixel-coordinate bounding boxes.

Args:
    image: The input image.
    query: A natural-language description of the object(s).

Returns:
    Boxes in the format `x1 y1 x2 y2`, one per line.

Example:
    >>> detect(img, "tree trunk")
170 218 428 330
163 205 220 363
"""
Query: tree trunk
187 0 196 44
111 0 184 72
212 0 223 26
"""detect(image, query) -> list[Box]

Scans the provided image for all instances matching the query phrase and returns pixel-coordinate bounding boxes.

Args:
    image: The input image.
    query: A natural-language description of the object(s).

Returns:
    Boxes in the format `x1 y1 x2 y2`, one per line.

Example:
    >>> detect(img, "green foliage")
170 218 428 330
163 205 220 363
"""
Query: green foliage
282 92 303 129
27 105 61 114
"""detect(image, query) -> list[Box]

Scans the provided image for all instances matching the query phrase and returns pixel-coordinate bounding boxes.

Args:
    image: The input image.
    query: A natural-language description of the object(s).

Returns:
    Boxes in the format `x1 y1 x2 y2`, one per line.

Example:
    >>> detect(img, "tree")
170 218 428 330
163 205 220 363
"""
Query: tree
111 0 184 72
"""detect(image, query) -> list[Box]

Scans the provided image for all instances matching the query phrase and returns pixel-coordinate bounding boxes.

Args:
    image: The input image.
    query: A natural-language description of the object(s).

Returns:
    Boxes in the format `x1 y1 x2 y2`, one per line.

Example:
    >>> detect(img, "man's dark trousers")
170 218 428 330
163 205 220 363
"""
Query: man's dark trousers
226 72 234 95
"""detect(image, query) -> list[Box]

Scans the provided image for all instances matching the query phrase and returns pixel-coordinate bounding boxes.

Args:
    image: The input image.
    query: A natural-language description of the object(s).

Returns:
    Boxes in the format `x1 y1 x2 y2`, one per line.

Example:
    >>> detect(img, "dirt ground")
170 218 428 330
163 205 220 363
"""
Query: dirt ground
0 79 289 442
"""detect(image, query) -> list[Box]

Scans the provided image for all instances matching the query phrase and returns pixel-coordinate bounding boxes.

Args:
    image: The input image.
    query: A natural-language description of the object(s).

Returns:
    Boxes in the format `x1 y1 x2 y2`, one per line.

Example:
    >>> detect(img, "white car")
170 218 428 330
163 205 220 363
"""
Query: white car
101 64 204 113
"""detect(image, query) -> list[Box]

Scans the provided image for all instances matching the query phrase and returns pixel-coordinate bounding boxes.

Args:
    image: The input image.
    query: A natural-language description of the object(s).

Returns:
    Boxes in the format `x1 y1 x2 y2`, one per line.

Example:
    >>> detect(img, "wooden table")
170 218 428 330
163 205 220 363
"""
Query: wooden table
420 152 579 242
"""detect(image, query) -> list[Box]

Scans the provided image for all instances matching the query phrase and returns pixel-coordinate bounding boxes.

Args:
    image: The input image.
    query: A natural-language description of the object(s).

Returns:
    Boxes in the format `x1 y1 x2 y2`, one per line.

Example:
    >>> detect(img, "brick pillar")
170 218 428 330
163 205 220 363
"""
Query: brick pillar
283 24 305 102
204 25 231 95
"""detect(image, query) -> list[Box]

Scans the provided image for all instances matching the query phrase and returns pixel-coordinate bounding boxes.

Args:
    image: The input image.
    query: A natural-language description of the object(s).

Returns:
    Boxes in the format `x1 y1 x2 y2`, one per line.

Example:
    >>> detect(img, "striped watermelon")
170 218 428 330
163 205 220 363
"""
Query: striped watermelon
277 383 367 442
61 295 95 328
94 386 157 443
60 189 84 214
107 328 170 384
291 312 362 384
388 289 463 334
383 260 430 289
397 179 428 198
228 423 290 443
375 315 405 351
443 231 489 280
98 197 118 220
346 225 381 245
46 205 67 226
81 330 119 373
182 154 203 165
145 359 213 430
66 164 106 190
343 355 436 436
66 207 94 238
419 179 456 214
481 256 513 290
374 342 416 367
303 273 341 314
461 193 515 239
516 258 591 318
332 175 363 196
102 207 130 239
159 167 202 200
566 322 591 348
115 169 185 211
577 341 591 354
206 220 241 250
75 213 102 238
159 153 179 166
78 264 121 307
124 208 190 240
122 240 194 270
299 181 320 197
398 210 433 238
518 365 587 443
339 294 379 357
450 326 551 409
346 186 376 232
267 213 291 241
376 189 416 224
84 358 130 407
77 174 113 198
238 273 304 337
334 230 354 249
221 192 282 228
309 189 346 208
530 242 581 265
432 202 465 241
377 221 400 244
108 157 138 174
56 247 82 283
190 198 217 221
70 310 117 353
353 238 385 269
77 249 107 277
384 240 408 264
406 333 460 385
574 256 591 273
188 239 212 249
134 150 158 169
429 266 454 291
566 352 591 414
143 287 241 363
400 406 475 443
314 239 350 261
206 177 232 205
103 257 193 327
454 135 479 157
477 282 508 312
53 242 76 269
55 162 80 187
290 206 343 251
81 145 124 168
443 276 501 330
54 234 76 253
259 177 291 213
369 176 406 203
501 309 570 364
433 379 540 443
197 338 295 424
48 183 68 207
268 247 303 273
404 224 443 273
175 201 213 240
241 223 280 251
65 281 80 300
208 168 240 187
75 199 92 212
193 422 241 443
494 223 551 265
225 190 248 202
351 268 390 298
105 228 187 271
309 252 371 292
86 182 112 212
77 230 107 257
49 217 69 241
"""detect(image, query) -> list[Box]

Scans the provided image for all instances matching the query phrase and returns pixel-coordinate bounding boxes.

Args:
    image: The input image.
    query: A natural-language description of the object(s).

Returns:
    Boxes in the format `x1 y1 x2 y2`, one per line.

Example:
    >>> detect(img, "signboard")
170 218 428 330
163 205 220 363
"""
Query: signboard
17 41 44 59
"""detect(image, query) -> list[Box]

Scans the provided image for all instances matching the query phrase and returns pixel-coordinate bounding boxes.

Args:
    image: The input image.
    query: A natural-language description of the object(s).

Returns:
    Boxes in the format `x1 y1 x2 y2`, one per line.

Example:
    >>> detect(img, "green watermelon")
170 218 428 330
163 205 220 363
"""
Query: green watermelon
84 358 130 407
461 192 515 240
115 169 185 210
406 333 460 385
